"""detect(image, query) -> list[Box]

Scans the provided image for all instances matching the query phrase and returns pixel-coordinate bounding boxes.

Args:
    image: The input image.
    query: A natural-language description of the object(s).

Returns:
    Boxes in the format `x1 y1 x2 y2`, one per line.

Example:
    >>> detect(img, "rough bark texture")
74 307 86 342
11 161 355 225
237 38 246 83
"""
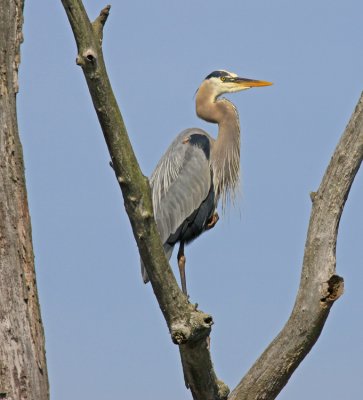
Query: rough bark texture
228 92 363 400
0 1 49 399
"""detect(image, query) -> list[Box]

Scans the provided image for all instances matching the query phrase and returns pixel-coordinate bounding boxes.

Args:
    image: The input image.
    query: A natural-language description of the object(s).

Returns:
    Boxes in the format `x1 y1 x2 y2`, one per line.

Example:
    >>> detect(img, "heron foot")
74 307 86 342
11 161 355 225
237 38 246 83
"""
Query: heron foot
206 211 219 230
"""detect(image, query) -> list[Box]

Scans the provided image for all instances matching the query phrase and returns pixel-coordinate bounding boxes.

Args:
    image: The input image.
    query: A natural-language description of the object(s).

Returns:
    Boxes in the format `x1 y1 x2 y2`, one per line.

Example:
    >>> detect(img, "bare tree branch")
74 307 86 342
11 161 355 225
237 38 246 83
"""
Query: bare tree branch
229 92 363 400
60 1 229 399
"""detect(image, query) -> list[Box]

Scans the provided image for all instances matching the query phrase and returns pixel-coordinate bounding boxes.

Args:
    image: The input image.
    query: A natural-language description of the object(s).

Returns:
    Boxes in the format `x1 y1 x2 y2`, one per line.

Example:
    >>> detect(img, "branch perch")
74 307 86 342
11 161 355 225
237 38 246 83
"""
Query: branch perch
61 1 228 399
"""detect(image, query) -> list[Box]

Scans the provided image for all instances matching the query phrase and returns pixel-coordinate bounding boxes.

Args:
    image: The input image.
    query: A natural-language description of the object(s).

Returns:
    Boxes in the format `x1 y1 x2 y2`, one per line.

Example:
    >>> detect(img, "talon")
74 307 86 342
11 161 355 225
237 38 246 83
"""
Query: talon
206 211 219 230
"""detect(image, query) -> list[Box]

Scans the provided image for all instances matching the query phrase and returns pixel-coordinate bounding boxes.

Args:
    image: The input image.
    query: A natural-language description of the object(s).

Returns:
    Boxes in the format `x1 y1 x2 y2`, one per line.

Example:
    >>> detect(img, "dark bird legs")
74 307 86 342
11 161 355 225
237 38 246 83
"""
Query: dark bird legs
176 212 220 296
177 241 187 295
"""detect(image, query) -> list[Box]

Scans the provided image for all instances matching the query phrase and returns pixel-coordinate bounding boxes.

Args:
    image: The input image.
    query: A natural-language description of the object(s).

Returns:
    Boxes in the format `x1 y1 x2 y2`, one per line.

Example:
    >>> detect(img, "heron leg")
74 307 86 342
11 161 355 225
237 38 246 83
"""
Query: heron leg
177 241 187 296
206 211 219 230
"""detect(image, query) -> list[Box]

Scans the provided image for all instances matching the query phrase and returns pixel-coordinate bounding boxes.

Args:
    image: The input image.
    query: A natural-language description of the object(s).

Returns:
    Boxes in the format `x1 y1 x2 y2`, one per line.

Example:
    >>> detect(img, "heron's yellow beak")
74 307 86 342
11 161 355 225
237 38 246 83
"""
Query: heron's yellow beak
234 77 273 88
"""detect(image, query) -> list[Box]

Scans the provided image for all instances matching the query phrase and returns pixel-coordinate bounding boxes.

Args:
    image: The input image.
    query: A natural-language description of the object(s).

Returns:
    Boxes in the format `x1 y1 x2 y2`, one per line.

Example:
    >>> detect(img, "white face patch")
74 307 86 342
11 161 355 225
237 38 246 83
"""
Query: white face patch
221 70 238 78
206 71 250 98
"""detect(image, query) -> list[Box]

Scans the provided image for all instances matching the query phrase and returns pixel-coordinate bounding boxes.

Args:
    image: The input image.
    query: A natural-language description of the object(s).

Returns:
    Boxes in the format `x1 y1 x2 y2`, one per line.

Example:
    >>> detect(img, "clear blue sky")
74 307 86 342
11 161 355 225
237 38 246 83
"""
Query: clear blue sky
19 1 362 399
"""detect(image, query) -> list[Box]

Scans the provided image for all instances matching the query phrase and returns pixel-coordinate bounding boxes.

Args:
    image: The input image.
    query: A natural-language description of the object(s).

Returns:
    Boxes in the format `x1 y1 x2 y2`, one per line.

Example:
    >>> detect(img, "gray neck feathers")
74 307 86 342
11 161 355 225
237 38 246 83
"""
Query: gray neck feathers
196 90 241 210
211 99 241 210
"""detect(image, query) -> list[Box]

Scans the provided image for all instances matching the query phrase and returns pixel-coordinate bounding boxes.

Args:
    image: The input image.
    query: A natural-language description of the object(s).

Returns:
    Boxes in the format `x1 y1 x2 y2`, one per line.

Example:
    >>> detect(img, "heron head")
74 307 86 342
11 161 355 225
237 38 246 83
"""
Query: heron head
201 70 272 98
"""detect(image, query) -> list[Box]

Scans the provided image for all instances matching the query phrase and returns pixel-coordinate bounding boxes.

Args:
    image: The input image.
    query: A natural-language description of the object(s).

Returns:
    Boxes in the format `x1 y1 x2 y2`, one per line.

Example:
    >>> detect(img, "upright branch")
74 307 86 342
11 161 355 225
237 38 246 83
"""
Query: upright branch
229 93 363 400
0 0 49 398
61 1 228 399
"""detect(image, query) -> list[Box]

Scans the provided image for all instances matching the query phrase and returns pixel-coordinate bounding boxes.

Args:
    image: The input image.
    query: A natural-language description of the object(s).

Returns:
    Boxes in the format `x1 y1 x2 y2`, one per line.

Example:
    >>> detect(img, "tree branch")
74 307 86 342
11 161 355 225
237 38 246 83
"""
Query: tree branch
228 92 363 400
61 1 228 399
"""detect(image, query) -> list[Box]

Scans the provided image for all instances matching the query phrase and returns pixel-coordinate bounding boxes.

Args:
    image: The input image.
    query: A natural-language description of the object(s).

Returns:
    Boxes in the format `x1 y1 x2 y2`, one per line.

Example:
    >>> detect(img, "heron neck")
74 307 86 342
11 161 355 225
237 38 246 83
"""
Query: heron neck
213 98 241 146
196 91 241 209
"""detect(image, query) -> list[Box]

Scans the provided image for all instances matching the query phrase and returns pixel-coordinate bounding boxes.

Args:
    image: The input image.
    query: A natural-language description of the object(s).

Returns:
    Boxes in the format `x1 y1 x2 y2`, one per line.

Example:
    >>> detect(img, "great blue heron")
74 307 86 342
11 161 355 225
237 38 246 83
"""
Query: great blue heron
141 70 272 295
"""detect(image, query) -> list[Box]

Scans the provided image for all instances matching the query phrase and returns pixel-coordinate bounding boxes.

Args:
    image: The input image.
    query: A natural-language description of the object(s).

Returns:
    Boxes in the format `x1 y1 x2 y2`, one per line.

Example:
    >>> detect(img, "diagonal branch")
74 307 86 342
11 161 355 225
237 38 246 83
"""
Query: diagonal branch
228 92 363 400
61 1 228 399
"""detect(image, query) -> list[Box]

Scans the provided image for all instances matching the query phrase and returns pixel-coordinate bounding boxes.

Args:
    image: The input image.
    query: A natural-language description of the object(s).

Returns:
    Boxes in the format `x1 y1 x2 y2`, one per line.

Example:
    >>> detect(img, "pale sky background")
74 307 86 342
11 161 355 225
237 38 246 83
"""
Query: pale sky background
18 1 362 399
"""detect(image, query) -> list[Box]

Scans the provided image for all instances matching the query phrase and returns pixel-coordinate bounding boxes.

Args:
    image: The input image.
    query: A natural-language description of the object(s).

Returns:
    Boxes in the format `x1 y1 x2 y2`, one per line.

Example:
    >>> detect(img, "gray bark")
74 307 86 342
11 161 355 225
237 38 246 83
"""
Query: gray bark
229 92 363 399
0 1 49 399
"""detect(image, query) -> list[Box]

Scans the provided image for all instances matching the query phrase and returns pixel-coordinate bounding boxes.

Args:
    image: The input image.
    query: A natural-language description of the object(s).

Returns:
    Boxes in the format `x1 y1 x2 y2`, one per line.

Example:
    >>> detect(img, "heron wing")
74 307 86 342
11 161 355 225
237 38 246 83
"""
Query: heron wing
150 128 213 244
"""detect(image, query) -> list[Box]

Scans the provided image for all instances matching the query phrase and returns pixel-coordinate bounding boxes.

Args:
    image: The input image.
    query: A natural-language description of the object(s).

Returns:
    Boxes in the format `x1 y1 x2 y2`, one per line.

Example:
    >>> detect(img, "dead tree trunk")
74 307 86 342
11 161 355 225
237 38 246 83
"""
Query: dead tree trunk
0 1 49 399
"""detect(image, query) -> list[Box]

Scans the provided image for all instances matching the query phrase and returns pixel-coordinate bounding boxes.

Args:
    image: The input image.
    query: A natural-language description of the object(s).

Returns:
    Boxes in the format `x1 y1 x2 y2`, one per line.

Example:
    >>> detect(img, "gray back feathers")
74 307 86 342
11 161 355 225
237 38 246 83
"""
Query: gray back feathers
150 128 212 243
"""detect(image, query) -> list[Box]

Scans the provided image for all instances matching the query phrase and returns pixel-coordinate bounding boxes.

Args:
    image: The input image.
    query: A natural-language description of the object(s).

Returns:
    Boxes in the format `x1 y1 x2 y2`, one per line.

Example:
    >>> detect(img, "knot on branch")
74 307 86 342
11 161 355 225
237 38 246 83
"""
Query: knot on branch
310 191 318 202
217 380 230 400
76 49 98 69
170 323 191 345
320 274 344 306
170 310 213 345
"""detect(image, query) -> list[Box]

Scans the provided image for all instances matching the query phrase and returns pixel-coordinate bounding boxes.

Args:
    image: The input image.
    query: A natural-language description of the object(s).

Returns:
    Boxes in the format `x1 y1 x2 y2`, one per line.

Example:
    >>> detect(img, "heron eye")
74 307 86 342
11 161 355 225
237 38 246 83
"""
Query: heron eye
220 76 226 82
